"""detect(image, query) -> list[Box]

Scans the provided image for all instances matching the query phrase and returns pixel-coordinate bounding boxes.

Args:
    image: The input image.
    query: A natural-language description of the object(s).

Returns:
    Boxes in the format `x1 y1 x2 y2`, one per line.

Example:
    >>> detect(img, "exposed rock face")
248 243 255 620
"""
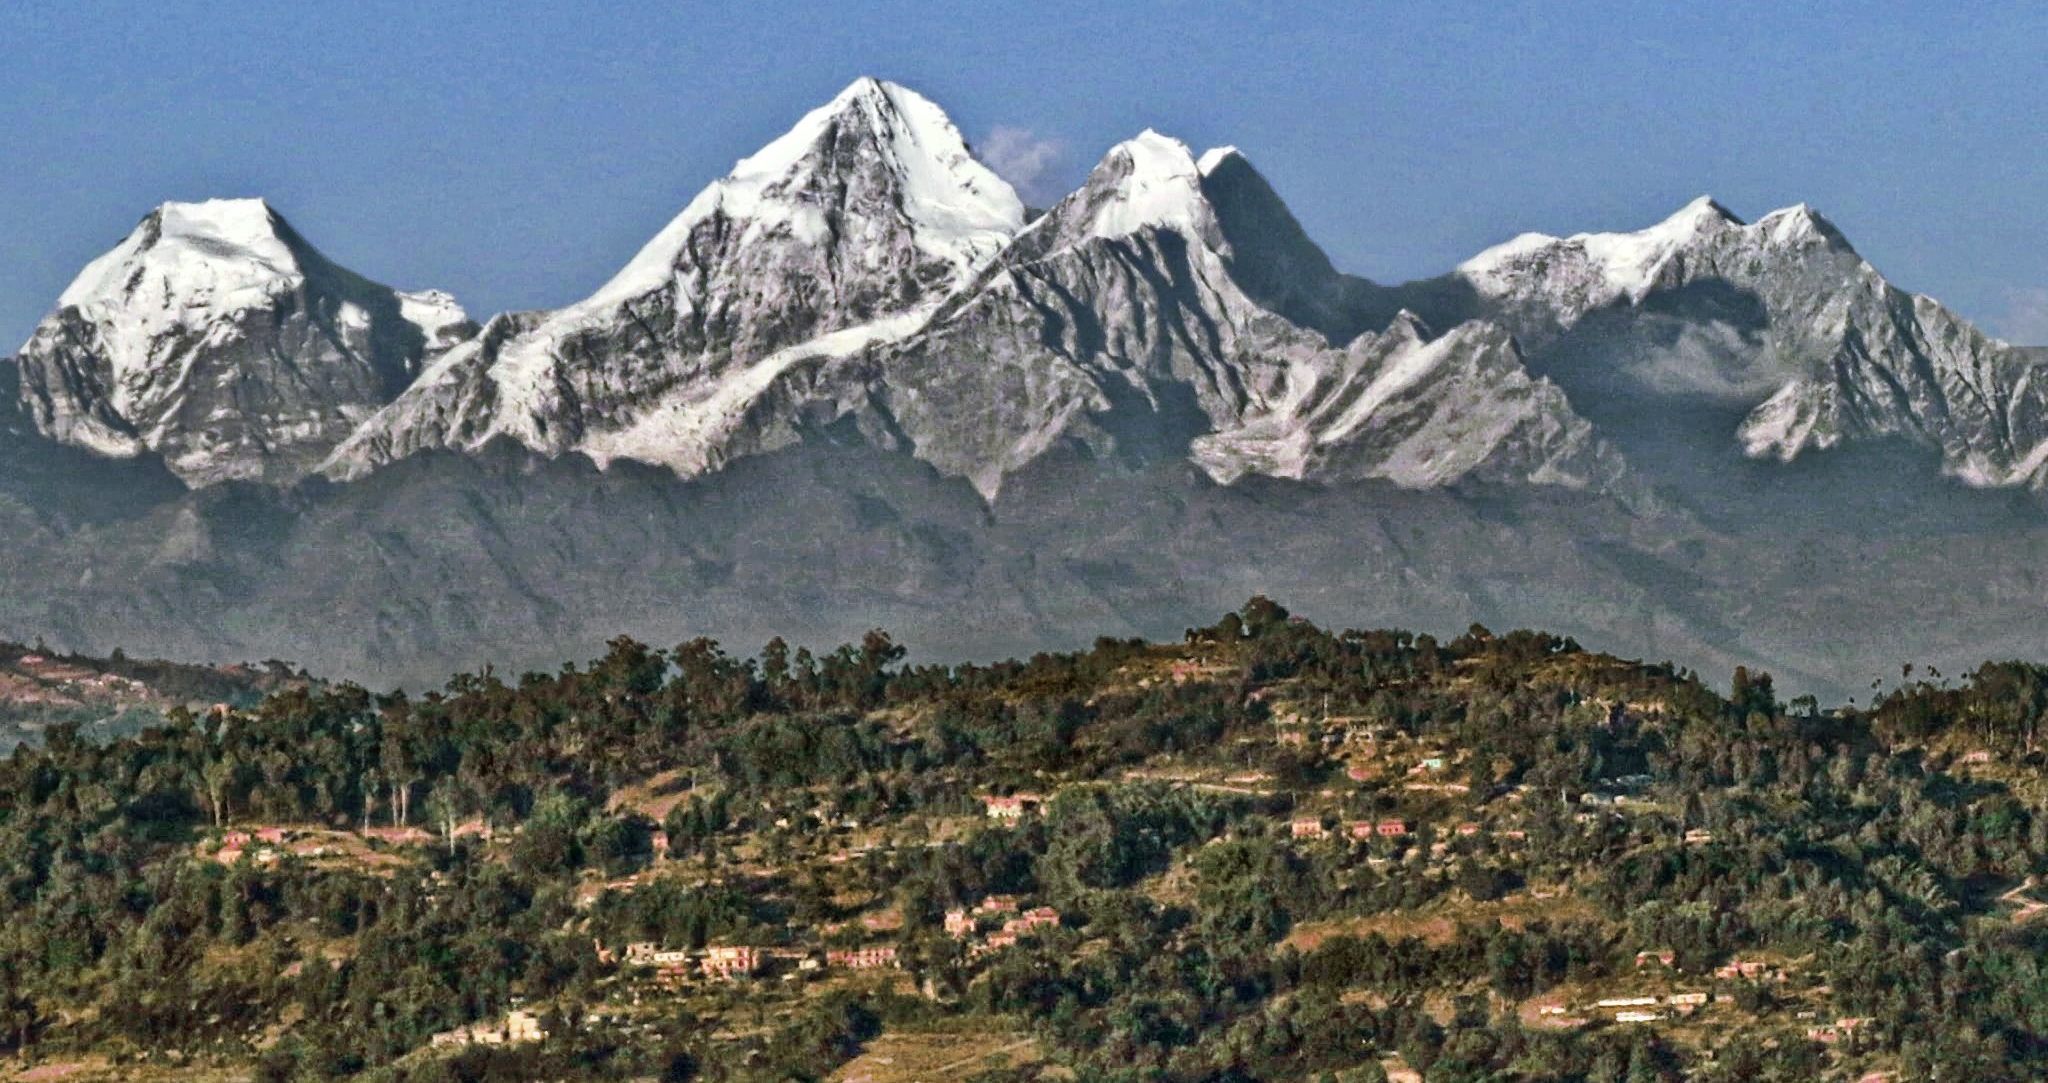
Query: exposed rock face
322 77 1025 481
12 199 471 486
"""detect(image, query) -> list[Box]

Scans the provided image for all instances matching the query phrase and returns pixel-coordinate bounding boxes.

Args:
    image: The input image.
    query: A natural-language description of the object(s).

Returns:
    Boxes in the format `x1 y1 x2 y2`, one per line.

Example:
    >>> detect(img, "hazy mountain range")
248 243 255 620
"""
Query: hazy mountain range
5 77 2046 700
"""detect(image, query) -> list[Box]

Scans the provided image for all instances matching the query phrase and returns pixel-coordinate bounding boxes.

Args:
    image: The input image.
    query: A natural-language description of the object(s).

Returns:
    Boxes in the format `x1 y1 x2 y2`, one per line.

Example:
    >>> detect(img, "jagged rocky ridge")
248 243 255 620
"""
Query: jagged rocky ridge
841 133 1627 498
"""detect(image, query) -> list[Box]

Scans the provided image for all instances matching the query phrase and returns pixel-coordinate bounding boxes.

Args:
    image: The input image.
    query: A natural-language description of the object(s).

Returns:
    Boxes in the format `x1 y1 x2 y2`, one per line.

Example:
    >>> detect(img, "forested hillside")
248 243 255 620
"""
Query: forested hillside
4 601 2048 1081
0 640 304 751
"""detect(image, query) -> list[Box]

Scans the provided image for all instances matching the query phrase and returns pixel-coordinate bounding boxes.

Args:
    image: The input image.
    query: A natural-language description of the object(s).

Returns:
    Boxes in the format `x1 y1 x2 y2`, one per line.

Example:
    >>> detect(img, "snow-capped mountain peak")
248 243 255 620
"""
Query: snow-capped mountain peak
323 76 1028 481
14 198 469 485
582 76 1022 315
1751 202 1848 250
57 197 293 301
1196 145 1243 176
1070 130 1217 244
46 199 303 382
1459 194 1741 305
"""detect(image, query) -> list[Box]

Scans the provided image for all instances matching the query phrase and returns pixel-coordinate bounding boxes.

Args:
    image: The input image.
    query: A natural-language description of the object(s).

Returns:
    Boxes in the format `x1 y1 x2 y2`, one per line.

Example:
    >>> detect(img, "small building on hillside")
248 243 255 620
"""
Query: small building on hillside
1714 959 1785 982
1806 1017 1871 1043
1635 950 1676 969
983 794 1044 820
430 1009 547 1047
1007 907 1060 934
702 945 762 980
1668 992 1710 1014
1291 818 1328 839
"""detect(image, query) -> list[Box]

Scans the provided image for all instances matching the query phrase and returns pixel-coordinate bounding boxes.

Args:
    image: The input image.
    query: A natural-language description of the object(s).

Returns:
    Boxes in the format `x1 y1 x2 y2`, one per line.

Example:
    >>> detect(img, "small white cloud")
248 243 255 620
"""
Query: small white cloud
1998 287 2048 346
980 126 1067 207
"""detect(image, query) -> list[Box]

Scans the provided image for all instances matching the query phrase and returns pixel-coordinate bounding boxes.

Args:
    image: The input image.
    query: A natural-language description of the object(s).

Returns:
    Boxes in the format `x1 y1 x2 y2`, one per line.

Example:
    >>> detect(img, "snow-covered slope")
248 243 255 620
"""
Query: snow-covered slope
322 77 1024 480
11 198 472 486
1448 197 2048 489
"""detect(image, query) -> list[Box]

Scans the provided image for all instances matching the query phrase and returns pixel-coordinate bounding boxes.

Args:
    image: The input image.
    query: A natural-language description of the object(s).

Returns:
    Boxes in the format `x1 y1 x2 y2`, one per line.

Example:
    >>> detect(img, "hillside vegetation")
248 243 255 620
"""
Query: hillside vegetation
3 600 2047 1081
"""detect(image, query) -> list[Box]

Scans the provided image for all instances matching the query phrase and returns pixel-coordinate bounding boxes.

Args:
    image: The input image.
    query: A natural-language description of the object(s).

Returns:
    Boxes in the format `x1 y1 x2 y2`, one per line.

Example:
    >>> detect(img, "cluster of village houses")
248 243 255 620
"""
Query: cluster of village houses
216 826 296 865
591 941 894 983
1288 817 1487 841
588 894 1063 986
1535 953 1867 1041
944 894 1061 954
981 793 1045 820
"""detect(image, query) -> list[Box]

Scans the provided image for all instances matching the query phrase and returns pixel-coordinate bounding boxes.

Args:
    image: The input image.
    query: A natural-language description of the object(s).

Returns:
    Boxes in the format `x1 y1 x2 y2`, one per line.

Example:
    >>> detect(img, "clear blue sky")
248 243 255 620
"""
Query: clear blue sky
3 1 2044 349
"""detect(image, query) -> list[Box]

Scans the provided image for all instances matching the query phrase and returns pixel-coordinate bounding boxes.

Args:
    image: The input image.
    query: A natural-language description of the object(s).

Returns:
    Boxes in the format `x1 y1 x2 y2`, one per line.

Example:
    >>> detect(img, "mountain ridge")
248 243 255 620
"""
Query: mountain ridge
13 79 2040 509
1 78 2046 709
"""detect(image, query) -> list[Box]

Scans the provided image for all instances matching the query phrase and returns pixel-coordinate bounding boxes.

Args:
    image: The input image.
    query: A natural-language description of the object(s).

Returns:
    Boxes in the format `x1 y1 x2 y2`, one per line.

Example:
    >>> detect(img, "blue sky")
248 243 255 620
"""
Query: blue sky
2 1 2043 348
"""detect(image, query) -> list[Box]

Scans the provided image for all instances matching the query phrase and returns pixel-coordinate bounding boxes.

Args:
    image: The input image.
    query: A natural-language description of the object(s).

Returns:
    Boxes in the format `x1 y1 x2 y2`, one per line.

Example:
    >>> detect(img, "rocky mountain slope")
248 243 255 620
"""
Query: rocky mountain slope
850 132 1628 498
12 198 473 486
